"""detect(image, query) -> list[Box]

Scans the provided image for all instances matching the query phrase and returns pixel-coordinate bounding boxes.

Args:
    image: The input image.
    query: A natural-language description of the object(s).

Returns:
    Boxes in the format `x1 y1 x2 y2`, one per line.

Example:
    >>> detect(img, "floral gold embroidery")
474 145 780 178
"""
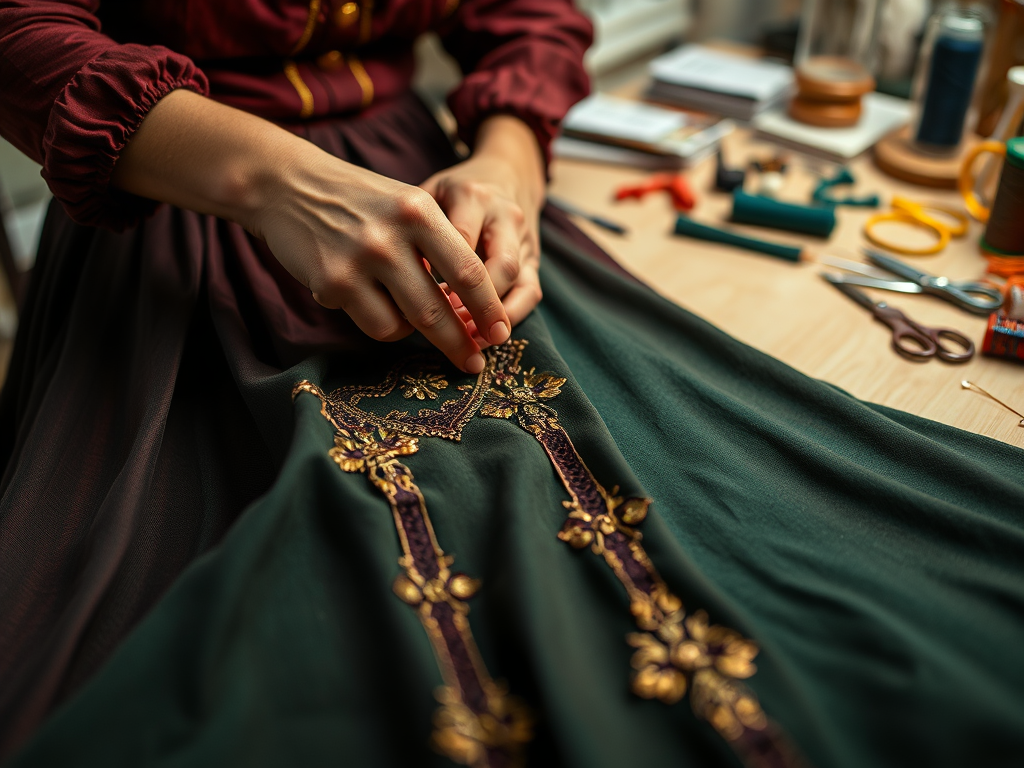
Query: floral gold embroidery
294 339 802 768
293 382 531 768
400 373 449 401
433 684 533 768
328 428 417 473
476 342 800 768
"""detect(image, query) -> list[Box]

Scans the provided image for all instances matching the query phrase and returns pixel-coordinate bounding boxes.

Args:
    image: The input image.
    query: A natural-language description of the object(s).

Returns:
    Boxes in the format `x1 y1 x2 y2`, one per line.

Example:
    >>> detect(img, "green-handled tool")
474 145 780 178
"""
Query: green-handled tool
674 215 807 262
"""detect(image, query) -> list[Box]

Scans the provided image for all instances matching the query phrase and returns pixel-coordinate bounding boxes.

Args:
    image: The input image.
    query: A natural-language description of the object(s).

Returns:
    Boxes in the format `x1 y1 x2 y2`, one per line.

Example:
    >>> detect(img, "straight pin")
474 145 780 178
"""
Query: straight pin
961 380 1024 426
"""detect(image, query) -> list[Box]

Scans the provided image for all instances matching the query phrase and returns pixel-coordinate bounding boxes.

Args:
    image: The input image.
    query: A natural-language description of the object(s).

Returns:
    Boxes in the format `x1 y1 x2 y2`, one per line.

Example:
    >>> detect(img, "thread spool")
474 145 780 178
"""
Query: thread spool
981 137 1024 258
730 191 836 238
981 313 1024 363
913 10 986 152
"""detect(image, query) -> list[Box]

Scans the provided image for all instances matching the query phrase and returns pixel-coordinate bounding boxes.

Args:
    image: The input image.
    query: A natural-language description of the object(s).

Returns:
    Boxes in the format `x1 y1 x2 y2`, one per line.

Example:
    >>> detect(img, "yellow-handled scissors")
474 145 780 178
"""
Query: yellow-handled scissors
863 196 969 256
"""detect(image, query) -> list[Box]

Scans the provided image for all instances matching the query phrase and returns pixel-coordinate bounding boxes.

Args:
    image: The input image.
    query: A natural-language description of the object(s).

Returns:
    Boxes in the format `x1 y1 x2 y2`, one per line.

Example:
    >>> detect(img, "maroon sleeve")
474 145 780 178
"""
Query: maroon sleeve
437 0 593 168
0 0 208 229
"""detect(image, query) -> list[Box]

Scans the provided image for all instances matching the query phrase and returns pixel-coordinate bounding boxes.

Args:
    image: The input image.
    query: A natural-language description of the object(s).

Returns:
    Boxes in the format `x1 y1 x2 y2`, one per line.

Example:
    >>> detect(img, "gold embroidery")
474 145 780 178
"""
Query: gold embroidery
476 342 786 760
283 61 315 118
294 339 802 768
291 0 322 55
334 0 359 28
400 373 449 401
347 54 375 108
292 383 532 767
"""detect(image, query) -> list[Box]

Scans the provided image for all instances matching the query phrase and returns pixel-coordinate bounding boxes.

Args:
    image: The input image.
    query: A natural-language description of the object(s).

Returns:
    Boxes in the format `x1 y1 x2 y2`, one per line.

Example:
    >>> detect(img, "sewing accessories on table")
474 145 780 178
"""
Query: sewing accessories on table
961 381 1024 427
862 197 970 256
819 249 1004 316
821 273 975 363
812 167 880 208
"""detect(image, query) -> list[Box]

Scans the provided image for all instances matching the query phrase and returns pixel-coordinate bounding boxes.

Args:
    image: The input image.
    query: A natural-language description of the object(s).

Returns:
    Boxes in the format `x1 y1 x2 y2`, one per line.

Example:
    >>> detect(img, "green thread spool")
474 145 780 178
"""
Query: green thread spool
731 191 837 238
674 216 804 262
981 138 1024 257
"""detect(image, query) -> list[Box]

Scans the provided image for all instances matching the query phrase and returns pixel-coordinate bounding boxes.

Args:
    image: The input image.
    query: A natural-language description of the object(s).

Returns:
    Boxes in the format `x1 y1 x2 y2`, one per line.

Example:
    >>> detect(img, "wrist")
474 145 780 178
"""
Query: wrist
473 115 546 205
210 128 319 235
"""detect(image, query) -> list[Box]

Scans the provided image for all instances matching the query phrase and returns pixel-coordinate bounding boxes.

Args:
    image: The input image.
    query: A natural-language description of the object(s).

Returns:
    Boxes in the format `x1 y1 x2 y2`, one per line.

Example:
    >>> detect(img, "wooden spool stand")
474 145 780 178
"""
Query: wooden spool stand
874 126 982 188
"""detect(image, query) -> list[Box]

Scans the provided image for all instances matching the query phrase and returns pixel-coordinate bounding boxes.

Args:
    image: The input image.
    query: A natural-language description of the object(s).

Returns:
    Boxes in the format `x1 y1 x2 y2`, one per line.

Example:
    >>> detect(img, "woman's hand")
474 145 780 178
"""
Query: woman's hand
420 115 547 346
250 146 514 373
111 89 513 373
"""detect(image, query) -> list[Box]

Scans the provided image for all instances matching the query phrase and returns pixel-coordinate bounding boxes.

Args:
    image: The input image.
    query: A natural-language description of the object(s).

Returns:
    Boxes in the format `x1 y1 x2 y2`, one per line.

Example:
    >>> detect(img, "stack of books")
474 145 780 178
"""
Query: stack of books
646 45 794 121
552 94 734 171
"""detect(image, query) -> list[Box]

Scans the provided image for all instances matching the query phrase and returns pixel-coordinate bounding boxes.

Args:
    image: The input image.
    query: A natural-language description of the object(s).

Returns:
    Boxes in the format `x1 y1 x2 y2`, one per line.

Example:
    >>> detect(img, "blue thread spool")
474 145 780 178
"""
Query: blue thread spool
913 6 988 152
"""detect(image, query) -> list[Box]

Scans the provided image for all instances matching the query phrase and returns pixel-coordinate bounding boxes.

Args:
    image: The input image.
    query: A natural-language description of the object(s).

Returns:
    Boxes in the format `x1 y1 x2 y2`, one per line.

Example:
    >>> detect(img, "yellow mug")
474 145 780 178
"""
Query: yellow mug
959 138 1024 223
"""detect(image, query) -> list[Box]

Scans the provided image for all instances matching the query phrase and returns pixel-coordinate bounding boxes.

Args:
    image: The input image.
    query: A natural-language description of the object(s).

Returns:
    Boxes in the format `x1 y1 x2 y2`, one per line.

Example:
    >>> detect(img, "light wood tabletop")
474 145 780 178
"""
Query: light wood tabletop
548 128 1024 449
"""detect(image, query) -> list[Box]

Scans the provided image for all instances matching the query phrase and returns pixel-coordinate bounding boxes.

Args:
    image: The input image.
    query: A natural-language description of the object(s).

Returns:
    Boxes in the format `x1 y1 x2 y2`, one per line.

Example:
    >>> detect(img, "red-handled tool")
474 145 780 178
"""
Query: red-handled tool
615 173 696 212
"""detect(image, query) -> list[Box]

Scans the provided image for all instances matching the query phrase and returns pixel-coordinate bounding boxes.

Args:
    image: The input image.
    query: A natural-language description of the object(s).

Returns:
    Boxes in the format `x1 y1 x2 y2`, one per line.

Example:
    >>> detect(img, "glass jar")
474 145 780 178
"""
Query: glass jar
791 0 885 126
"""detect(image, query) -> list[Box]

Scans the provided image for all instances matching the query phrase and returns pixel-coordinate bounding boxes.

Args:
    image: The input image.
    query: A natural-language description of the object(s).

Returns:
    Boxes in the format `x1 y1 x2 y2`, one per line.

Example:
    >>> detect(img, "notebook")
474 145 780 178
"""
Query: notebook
646 45 795 121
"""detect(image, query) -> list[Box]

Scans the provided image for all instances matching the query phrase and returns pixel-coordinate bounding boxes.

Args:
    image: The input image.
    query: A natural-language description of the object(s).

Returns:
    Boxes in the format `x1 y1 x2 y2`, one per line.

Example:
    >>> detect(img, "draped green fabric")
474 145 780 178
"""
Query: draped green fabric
9 235 1024 768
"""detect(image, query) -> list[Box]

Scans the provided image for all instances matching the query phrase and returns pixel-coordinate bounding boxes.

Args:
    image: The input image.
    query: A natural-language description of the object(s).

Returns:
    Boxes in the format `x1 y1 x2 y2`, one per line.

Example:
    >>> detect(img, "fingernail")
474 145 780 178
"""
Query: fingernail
465 352 485 374
489 321 510 345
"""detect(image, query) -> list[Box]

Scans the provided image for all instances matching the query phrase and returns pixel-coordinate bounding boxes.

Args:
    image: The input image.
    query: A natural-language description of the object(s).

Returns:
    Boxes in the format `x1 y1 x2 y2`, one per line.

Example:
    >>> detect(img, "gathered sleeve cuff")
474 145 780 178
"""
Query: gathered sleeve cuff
42 46 208 230
438 0 593 170
0 1 208 230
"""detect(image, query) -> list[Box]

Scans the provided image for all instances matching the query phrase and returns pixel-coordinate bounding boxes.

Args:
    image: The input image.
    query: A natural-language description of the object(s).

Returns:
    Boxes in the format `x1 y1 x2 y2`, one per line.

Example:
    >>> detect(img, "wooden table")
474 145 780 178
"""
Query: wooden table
548 129 1024 448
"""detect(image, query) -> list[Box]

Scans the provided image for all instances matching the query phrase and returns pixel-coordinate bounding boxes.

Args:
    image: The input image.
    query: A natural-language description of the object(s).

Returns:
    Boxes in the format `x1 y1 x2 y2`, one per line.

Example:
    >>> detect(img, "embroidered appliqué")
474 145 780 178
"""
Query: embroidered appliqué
293 372 531 768
400 372 449 401
294 339 802 768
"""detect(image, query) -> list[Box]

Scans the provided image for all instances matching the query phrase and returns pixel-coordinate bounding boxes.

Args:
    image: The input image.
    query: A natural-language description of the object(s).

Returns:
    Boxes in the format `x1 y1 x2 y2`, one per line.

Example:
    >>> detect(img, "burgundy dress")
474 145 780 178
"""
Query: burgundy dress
0 0 590 753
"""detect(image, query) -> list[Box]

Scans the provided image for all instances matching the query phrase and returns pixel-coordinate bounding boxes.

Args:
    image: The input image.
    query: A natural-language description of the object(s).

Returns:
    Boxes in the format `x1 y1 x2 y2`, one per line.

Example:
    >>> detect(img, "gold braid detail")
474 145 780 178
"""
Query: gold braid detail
283 61 315 118
291 0 322 54
347 54 374 108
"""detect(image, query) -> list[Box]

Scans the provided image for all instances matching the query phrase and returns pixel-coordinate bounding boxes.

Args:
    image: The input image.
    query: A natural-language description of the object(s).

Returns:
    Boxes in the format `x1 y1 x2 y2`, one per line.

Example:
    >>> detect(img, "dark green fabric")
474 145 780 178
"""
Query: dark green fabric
10 241 1024 768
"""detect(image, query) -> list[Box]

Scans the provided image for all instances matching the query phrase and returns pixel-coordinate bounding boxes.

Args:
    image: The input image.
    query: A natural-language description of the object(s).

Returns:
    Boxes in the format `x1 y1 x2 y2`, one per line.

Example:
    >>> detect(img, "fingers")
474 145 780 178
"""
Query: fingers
479 213 523 299
443 189 487 253
332 280 416 343
501 257 543 327
378 248 486 374
432 179 524 300
405 194 510 347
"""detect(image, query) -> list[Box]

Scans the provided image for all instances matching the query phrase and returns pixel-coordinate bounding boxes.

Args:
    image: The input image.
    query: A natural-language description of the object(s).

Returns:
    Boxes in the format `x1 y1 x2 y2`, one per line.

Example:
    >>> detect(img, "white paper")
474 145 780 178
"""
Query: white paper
562 94 688 144
649 45 794 102
752 92 912 159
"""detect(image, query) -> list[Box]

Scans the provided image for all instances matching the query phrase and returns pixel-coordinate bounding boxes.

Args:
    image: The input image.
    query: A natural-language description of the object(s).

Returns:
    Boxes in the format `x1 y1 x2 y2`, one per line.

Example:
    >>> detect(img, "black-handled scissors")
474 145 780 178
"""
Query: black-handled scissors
863 248 1004 315
822 273 975 362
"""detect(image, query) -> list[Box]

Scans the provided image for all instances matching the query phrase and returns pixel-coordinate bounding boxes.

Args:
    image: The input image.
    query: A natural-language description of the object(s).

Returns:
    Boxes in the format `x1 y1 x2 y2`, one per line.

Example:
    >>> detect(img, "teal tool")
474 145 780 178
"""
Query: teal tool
731 191 836 237
674 215 805 262
812 167 880 207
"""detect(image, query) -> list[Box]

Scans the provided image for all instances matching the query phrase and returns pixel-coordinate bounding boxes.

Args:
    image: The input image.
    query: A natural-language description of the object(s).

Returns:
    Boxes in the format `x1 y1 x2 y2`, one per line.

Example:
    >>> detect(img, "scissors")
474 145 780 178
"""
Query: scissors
821 273 975 363
818 248 1004 316
862 196 969 256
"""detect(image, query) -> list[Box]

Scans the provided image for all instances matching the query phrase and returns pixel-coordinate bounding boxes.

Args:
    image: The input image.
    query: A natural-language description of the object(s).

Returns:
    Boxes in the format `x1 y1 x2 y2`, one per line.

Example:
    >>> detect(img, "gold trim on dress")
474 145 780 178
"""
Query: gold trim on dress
334 0 360 28
347 54 375 109
291 0 322 55
283 61 315 118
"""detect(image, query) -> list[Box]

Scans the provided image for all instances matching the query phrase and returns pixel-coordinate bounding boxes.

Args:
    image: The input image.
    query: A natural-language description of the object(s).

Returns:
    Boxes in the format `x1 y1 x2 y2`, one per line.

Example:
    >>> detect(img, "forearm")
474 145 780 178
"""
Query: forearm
472 114 547 206
109 88 314 235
